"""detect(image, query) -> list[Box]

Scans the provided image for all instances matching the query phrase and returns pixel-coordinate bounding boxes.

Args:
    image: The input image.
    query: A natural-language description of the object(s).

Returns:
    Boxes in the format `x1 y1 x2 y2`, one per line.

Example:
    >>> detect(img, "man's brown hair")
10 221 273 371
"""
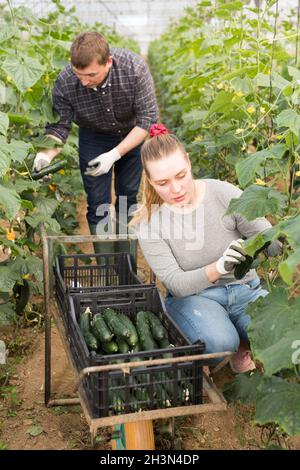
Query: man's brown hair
70 32 110 68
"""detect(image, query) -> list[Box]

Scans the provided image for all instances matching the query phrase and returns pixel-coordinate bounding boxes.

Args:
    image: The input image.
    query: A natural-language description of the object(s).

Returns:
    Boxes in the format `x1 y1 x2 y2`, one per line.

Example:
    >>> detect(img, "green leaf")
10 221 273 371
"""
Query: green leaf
278 248 300 285
182 109 207 128
223 371 263 404
15 256 43 280
255 72 291 91
9 140 32 163
256 377 300 436
227 185 287 220
8 113 33 125
216 1 243 10
26 425 44 437
35 197 59 217
44 218 62 234
236 144 287 188
0 111 9 136
266 216 300 249
231 76 253 95
0 303 17 326
258 326 300 376
0 267 19 292
2 55 45 94
20 199 34 210
0 148 11 177
207 91 235 117
248 289 300 372
276 109 300 138
0 25 18 43
13 179 39 193
32 134 63 149
287 65 300 83
0 183 21 220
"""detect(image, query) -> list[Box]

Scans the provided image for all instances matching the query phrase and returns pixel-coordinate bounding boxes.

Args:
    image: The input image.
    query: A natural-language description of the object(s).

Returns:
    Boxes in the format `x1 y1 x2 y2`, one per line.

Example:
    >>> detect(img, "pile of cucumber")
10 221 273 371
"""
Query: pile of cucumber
78 306 195 412
79 306 173 354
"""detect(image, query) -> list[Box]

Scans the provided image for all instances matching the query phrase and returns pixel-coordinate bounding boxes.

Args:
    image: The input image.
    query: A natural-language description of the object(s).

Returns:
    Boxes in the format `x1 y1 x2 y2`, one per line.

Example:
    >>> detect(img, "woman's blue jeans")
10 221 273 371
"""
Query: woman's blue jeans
165 278 268 363
79 128 142 226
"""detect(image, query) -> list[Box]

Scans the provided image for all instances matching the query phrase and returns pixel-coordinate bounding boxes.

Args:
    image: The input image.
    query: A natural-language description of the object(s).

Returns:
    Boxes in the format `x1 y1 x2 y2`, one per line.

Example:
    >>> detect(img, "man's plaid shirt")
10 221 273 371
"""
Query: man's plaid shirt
46 48 158 143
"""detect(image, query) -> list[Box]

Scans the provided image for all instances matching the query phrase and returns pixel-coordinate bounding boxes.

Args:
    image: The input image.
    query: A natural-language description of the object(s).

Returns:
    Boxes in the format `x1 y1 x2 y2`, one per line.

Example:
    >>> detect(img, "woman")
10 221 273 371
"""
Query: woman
131 124 281 373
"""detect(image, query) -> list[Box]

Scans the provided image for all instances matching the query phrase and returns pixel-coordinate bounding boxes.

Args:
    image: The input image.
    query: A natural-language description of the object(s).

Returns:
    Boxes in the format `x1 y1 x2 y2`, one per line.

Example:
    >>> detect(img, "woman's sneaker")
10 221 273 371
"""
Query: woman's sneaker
230 348 256 373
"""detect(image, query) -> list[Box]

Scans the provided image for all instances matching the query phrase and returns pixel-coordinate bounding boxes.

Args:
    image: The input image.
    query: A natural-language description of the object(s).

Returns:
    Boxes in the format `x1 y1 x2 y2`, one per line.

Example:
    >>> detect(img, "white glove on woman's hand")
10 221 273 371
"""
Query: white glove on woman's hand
216 239 247 275
85 148 121 176
33 150 55 172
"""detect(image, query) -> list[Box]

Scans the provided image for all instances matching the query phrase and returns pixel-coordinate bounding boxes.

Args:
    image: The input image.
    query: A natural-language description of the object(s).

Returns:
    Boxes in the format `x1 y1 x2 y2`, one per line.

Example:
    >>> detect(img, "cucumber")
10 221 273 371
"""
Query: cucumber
145 311 167 340
118 314 138 347
134 387 150 410
111 392 125 414
13 279 30 315
136 311 158 351
155 382 171 407
103 308 130 340
116 337 129 354
130 342 141 353
83 332 98 351
79 307 91 336
234 241 271 280
158 338 174 359
79 307 98 351
91 313 113 343
101 340 119 354
31 159 66 180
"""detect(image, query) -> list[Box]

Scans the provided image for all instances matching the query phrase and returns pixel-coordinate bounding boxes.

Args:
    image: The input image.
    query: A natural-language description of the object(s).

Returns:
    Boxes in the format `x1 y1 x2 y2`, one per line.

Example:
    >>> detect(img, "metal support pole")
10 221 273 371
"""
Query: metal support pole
41 224 52 405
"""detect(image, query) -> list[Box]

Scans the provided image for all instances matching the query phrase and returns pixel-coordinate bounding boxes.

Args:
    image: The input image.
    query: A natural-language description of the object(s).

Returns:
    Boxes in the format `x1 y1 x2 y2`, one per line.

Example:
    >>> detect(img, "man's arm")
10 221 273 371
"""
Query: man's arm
116 126 148 156
133 58 158 133
45 74 73 144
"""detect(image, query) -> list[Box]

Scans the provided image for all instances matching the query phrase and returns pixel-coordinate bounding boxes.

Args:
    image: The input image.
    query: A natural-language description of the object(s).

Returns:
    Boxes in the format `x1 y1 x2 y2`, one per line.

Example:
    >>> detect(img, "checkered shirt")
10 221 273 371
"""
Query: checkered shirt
46 48 158 143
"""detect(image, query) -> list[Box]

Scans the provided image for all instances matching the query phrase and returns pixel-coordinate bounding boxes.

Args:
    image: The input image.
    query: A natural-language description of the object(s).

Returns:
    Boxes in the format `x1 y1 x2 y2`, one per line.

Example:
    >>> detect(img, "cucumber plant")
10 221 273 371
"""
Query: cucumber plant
149 0 300 438
0 0 140 325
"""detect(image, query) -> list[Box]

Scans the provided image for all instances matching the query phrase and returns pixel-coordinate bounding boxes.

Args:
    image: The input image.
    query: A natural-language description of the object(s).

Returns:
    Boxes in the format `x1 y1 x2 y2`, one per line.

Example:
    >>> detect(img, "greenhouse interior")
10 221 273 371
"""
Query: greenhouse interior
0 0 300 453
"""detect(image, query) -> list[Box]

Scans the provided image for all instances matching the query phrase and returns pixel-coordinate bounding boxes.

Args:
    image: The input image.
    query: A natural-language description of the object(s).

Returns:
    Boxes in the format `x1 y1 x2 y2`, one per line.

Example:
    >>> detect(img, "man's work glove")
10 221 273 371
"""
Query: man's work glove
33 148 60 172
216 239 247 275
85 148 121 177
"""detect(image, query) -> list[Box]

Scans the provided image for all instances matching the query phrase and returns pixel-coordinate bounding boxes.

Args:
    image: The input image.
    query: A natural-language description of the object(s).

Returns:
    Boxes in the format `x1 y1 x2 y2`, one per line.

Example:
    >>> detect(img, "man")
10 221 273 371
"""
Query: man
34 31 158 253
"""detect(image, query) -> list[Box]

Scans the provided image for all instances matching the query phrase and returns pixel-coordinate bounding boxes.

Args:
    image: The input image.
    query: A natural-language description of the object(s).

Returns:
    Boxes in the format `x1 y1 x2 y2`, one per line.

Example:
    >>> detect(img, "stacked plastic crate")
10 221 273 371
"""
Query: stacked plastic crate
55 251 204 418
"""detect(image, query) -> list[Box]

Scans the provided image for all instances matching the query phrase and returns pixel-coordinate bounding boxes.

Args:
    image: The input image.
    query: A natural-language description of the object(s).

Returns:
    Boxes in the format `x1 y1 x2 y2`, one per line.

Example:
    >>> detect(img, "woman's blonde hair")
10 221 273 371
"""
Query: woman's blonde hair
130 133 188 225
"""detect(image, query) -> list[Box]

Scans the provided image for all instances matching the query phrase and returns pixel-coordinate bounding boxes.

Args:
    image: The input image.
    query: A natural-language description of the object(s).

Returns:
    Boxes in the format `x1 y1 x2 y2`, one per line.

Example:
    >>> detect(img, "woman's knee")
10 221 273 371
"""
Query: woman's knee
202 327 240 356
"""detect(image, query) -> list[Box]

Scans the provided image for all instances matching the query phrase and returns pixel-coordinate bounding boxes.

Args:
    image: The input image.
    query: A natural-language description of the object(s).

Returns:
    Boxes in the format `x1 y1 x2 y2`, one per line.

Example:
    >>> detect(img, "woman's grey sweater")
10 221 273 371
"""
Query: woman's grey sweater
136 179 271 297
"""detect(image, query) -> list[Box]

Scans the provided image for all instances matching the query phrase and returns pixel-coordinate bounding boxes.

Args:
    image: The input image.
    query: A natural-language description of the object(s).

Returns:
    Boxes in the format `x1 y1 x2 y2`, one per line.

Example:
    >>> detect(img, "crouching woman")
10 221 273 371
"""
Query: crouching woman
131 125 281 373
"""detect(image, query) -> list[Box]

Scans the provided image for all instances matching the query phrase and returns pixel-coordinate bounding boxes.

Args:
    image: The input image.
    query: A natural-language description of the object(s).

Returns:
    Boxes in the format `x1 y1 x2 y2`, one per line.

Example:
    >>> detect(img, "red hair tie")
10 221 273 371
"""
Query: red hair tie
149 123 169 138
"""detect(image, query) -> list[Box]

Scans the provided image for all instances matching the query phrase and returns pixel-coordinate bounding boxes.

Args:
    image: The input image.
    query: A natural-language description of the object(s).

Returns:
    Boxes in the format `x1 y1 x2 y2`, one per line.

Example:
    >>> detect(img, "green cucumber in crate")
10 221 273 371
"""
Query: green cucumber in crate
111 392 125 414
83 332 98 351
101 340 119 354
79 307 91 334
136 311 158 351
79 307 98 351
116 337 130 354
145 311 167 341
103 308 130 340
117 314 138 347
155 382 172 407
91 313 113 343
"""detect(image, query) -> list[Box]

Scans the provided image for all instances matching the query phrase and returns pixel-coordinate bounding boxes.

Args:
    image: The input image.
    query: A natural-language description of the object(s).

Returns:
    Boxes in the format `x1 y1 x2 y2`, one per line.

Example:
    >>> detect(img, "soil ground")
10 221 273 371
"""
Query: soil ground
1 197 300 451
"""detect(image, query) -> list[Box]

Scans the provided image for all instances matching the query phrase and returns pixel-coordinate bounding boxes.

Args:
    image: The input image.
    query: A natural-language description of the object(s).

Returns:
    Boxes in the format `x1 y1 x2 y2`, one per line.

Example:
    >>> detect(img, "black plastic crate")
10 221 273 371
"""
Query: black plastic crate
55 252 143 326
67 286 205 419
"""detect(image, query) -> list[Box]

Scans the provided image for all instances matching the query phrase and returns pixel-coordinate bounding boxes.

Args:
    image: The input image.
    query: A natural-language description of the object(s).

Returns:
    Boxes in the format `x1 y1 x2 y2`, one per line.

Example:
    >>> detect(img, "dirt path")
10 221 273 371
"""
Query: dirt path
1 197 300 450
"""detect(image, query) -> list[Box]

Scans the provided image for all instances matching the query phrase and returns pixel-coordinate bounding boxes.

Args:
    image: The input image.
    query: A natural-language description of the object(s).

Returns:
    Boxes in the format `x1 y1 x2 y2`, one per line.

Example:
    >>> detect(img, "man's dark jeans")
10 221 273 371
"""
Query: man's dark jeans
79 128 142 230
